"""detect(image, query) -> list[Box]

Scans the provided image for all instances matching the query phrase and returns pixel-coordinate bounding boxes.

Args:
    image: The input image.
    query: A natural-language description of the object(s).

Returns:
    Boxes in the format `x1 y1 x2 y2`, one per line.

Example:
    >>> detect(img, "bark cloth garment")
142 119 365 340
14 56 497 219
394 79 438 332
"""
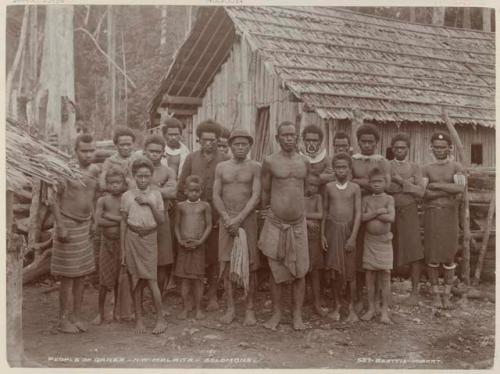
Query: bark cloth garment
227 228 250 296
363 232 394 271
175 244 205 280
51 212 96 278
393 202 424 267
424 199 459 265
99 235 121 290
307 220 324 271
219 210 260 272
258 210 309 284
325 218 355 281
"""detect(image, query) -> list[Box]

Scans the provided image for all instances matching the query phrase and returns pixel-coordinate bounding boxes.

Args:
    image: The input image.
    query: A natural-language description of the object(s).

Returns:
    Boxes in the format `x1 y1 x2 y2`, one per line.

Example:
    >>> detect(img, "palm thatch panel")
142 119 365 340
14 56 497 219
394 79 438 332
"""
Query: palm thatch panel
149 6 495 129
225 6 495 128
6 118 84 192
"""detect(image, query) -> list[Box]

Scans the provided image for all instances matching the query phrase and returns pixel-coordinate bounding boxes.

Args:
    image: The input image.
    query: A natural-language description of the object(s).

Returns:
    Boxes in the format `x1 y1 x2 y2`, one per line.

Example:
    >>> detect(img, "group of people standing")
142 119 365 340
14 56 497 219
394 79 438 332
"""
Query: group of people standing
49 116 465 335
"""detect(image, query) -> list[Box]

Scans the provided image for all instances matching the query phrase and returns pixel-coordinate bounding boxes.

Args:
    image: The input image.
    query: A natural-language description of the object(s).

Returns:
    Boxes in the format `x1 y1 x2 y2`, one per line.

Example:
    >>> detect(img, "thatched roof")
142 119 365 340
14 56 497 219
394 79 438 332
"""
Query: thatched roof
149 6 495 128
6 118 84 192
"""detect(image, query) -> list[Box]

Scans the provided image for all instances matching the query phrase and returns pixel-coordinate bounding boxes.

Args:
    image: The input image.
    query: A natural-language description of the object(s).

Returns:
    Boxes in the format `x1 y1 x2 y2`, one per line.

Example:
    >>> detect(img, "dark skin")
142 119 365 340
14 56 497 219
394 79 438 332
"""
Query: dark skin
120 166 165 335
52 140 98 334
303 132 335 184
92 175 125 325
333 138 350 155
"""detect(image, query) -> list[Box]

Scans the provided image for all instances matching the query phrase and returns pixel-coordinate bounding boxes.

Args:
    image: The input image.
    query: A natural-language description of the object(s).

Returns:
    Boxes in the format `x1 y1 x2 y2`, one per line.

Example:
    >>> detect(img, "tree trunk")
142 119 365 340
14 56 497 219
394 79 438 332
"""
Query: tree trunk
6 6 29 119
121 29 128 127
482 8 491 32
6 190 24 366
463 8 471 29
107 5 116 132
38 5 76 150
432 7 446 26
160 5 168 48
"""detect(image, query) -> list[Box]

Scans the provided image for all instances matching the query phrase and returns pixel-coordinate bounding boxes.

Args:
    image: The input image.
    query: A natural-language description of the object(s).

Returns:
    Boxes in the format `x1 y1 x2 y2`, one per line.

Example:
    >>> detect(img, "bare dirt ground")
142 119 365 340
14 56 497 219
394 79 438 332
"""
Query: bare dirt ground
22 279 495 369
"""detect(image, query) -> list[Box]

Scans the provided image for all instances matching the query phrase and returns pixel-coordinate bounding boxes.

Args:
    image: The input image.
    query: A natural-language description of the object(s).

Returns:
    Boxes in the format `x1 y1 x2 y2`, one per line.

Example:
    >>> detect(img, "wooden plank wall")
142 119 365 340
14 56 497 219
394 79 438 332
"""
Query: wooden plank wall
190 37 495 166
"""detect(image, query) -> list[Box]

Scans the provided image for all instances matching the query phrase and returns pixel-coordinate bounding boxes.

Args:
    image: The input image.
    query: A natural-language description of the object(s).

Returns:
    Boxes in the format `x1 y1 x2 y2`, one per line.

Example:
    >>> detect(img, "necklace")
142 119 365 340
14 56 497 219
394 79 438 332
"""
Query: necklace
187 199 201 204
336 181 348 190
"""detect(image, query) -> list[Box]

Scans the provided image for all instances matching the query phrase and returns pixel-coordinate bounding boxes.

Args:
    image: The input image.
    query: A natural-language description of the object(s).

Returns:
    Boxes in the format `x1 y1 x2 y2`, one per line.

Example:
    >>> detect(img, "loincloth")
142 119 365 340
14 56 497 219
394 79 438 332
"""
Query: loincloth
99 236 121 290
307 220 324 271
424 202 459 265
157 208 174 266
125 225 158 290
175 244 205 280
51 213 95 278
393 202 424 268
363 232 393 271
325 219 355 282
219 211 260 272
258 210 309 284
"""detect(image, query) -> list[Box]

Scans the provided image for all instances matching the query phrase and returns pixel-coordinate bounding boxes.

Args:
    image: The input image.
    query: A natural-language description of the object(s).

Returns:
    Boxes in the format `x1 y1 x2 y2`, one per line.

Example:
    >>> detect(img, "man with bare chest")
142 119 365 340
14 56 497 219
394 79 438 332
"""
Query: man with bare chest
51 134 99 333
423 132 465 309
258 121 310 331
213 129 261 325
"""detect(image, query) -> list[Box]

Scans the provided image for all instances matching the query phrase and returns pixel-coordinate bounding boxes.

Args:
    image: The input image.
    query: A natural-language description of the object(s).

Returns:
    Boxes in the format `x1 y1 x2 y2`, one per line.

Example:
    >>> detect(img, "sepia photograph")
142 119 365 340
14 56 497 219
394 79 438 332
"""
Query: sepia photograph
4 2 496 370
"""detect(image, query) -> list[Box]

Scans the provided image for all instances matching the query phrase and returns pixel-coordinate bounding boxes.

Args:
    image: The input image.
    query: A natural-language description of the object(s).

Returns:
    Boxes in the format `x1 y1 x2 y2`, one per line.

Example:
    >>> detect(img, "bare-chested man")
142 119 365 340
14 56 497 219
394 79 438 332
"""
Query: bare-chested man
351 123 391 310
213 129 261 326
51 134 100 333
258 121 310 331
422 132 465 309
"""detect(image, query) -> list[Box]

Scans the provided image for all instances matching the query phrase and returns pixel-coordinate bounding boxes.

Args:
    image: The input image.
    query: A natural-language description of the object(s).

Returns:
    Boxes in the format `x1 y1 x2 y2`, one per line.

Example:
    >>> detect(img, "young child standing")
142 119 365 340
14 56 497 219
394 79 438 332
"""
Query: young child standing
323 153 361 322
120 157 166 334
304 175 326 317
361 167 395 324
92 167 126 325
175 175 212 320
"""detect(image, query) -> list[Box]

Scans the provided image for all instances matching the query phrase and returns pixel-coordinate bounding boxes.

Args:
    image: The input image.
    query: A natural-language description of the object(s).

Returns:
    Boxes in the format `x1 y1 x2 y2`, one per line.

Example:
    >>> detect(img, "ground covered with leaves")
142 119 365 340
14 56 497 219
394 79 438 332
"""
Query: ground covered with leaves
22 278 495 369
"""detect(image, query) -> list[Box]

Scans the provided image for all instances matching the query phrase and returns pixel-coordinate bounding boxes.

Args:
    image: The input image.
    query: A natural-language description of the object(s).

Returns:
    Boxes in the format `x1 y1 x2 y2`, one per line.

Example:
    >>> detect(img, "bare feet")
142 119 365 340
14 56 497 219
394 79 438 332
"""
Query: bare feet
135 319 147 334
346 310 359 323
314 303 328 317
206 298 219 312
263 312 281 330
361 308 375 321
328 310 340 321
195 310 206 320
379 311 392 324
243 310 257 326
220 308 235 324
432 293 442 308
73 321 88 332
292 311 306 331
442 294 453 310
177 308 188 320
57 319 79 334
152 320 167 334
91 315 103 325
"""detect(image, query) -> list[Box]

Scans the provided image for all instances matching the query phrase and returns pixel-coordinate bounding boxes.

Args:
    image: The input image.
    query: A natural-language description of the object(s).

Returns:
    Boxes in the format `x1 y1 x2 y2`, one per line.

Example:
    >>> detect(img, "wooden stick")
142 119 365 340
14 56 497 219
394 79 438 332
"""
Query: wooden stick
473 194 495 285
27 179 43 259
442 107 471 286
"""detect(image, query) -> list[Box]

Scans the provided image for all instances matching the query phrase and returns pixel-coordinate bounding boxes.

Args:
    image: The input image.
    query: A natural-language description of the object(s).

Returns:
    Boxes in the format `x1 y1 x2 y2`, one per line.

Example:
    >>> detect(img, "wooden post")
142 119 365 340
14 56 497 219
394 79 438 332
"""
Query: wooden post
6 190 25 366
27 180 43 259
442 108 471 286
473 194 495 285
350 108 363 154
482 8 491 32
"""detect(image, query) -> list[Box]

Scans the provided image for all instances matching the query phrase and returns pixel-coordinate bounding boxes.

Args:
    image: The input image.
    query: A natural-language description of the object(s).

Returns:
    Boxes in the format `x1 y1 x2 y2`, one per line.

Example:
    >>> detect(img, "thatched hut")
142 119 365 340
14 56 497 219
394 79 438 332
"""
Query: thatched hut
148 6 495 166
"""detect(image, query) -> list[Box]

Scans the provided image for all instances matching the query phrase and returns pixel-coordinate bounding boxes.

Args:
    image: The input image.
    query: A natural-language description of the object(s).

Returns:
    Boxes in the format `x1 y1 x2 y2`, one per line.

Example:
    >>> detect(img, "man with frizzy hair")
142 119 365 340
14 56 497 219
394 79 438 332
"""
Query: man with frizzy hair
387 133 425 305
161 117 190 178
258 121 310 331
300 124 334 187
422 131 465 309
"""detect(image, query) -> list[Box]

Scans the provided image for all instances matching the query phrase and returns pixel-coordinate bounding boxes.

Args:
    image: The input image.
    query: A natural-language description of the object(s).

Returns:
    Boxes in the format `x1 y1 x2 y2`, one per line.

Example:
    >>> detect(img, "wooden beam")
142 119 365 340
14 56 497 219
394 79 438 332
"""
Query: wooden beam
161 95 202 106
175 16 230 96
6 190 24 366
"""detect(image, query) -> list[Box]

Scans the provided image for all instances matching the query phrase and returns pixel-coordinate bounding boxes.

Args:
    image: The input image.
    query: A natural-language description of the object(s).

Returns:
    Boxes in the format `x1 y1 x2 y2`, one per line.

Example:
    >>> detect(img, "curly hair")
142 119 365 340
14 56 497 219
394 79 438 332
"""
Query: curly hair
356 123 380 142
391 133 410 147
131 157 154 175
105 166 126 182
219 126 231 140
333 131 351 145
332 152 352 168
196 119 222 139
185 175 202 187
368 167 384 180
74 133 94 151
301 124 324 142
144 134 166 149
113 127 136 144
161 117 183 136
